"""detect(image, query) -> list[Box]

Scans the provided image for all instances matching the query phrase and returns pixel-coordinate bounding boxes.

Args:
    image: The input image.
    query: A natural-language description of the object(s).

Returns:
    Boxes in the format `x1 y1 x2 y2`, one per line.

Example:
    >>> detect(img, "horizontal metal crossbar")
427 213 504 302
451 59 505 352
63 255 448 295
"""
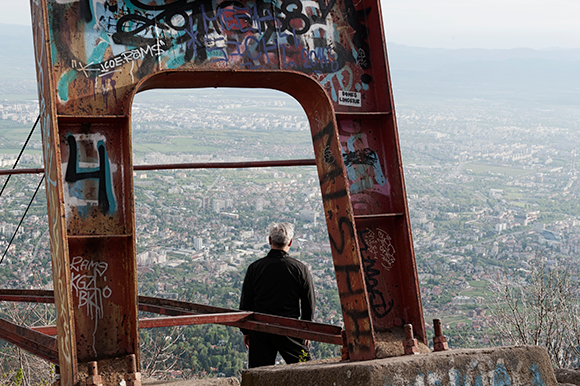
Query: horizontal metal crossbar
0 317 58 364
0 158 317 176
0 291 344 348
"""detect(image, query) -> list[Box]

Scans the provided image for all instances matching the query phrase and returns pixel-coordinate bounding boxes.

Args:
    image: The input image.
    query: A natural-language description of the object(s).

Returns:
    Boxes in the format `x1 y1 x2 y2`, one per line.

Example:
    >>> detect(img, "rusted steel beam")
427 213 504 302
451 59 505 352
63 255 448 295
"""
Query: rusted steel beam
16 293 343 345
31 325 57 336
139 312 252 328
138 296 343 345
0 317 59 364
0 289 54 303
0 159 317 177
251 313 344 336
133 159 317 171
0 168 44 176
33 315 343 346
138 295 232 314
233 318 343 346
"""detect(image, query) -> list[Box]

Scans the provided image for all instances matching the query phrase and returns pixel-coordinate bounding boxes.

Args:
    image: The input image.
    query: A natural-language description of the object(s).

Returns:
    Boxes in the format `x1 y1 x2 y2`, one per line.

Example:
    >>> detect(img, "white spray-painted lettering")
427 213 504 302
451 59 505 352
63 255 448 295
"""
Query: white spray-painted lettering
70 255 111 320
365 228 396 270
98 42 166 76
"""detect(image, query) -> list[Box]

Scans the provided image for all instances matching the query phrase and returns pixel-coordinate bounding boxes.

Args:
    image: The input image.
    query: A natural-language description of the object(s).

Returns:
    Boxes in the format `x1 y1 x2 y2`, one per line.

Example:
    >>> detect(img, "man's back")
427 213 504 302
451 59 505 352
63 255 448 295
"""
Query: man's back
240 249 314 321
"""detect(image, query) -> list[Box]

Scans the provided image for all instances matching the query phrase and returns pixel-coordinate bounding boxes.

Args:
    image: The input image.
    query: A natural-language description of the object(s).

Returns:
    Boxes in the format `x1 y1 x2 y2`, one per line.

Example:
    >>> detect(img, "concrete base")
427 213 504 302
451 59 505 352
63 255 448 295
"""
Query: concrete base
142 377 240 386
241 346 557 386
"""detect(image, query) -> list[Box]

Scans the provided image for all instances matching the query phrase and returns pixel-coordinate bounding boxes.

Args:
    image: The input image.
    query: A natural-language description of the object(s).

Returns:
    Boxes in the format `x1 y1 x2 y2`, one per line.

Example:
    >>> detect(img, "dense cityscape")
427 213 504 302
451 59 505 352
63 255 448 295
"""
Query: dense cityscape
0 82 578 377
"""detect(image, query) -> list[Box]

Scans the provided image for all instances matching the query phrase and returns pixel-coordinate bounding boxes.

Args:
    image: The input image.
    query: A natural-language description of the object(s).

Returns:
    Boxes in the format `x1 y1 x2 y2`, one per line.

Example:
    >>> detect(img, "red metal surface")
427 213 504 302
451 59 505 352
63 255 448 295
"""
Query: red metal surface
30 1 78 383
139 296 344 345
0 168 44 176
0 317 58 364
139 312 252 328
0 159 316 177
30 0 425 376
0 289 54 303
9 293 344 346
0 159 317 177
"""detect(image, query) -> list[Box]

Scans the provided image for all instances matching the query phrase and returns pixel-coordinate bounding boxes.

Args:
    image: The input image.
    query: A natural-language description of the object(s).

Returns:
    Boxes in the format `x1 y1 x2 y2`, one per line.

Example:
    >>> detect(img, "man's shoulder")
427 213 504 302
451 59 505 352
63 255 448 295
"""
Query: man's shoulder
284 255 309 270
248 256 268 269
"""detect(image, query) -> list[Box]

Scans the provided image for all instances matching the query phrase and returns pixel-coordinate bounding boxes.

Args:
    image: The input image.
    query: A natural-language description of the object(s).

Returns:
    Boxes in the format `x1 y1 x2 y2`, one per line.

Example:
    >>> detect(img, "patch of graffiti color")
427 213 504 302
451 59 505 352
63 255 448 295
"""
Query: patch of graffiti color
63 133 117 218
381 357 550 385
365 228 395 270
343 133 385 195
358 228 394 318
50 0 374 109
70 255 112 356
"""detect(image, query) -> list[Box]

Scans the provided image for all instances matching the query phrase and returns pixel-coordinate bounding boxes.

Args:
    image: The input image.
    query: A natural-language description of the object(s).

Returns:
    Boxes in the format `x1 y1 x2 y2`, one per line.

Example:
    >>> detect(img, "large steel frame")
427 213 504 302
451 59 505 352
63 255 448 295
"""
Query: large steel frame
24 0 425 383
0 289 344 366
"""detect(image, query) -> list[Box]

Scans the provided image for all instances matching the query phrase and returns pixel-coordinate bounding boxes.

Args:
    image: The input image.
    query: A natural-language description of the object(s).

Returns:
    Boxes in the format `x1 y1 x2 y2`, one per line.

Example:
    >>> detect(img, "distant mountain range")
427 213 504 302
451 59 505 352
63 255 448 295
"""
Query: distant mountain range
0 23 578 106
387 42 580 106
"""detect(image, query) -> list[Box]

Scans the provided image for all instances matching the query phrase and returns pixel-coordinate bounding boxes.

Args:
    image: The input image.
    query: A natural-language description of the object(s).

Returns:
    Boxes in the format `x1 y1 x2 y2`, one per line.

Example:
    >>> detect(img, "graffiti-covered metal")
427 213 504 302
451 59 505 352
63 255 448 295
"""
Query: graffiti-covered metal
30 1 78 384
30 0 424 378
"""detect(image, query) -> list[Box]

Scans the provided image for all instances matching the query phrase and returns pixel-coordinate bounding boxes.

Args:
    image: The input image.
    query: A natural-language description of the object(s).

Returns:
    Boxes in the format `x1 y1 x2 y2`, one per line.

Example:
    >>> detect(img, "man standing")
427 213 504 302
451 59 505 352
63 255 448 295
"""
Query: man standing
239 222 315 368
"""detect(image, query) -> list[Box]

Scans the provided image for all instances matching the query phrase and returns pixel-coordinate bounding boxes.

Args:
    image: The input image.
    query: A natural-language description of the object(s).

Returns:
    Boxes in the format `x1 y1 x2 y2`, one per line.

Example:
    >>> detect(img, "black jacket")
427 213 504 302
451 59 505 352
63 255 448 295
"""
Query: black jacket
239 249 315 327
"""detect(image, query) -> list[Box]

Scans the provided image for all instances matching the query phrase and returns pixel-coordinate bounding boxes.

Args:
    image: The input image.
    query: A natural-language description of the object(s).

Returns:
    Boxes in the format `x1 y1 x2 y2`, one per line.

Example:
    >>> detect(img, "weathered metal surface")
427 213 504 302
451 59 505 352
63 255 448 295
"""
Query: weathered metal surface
44 1 375 116
0 168 44 176
30 0 424 374
0 159 316 176
0 159 316 177
11 293 344 346
68 237 138 361
0 317 59 364
139 312 253 328
341 115 425 342
139 296 344 345
0 289 55 303
30 1 78 383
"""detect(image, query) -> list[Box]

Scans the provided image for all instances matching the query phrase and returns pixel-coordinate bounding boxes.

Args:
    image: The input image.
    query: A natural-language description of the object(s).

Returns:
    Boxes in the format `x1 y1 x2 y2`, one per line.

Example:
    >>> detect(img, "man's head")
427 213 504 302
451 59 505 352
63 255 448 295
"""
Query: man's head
269 222 294 251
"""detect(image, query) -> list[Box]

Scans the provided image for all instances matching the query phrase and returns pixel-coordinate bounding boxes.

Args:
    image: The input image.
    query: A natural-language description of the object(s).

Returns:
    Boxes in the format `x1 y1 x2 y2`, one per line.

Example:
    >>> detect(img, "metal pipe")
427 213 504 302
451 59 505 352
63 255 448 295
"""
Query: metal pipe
0 158 317 176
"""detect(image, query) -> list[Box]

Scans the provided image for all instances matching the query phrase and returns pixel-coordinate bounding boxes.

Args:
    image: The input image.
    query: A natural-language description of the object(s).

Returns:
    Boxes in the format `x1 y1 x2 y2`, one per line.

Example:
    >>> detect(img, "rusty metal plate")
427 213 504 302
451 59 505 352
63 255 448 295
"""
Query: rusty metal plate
46 0 379 116
58 118 132 236
68 236 138 362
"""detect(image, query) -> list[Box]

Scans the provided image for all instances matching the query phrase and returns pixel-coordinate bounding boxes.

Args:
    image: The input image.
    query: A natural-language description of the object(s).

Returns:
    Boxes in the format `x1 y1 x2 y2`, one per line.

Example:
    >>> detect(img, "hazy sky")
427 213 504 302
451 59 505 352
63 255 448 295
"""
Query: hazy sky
3 0 579 50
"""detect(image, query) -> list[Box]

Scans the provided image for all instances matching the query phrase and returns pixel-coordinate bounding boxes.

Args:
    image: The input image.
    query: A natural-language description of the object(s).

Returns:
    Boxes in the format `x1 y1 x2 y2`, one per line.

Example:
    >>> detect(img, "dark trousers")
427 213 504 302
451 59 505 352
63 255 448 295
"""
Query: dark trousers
248 330 310 368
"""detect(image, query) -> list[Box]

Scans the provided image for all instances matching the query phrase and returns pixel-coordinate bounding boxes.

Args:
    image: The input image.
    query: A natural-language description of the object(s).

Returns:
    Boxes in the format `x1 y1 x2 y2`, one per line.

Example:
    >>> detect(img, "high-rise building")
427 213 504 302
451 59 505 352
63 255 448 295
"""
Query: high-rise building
256 198 264 212
193 237 203 250
213 199 225 213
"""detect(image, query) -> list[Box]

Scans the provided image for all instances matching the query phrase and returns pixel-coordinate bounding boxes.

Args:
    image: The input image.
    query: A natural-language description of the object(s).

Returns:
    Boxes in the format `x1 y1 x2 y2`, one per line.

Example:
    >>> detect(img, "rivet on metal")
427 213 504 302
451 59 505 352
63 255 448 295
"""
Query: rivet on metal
403 324 419 355
432 318 449 352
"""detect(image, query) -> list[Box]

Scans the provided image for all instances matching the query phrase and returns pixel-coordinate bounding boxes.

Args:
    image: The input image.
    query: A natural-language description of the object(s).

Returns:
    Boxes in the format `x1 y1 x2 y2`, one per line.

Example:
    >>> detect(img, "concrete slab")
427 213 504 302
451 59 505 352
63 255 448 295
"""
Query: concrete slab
554 369 580 385
241 346 557 386
142 377 240 386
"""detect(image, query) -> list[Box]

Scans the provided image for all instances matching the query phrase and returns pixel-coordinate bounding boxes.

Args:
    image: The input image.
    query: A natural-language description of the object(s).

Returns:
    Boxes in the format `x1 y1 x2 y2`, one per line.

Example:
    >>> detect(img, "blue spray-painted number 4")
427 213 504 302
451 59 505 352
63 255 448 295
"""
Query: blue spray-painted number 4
65 134 115 215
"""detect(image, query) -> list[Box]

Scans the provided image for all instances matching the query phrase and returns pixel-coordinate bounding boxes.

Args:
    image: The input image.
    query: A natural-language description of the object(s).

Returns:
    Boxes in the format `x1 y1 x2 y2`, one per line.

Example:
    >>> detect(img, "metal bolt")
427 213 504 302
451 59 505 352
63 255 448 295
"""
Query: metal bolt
433 318 443 337
126 354 137 373
125 354 142 386
88 361 98 376
432 318 449 352
86 361 102 386
404 324 414 340
403 324 419 355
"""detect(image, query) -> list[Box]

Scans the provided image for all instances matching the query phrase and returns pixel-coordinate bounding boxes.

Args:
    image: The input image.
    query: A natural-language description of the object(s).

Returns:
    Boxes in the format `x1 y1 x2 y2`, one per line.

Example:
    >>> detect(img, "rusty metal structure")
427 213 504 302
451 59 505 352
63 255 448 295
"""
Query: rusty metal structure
13 0 425 383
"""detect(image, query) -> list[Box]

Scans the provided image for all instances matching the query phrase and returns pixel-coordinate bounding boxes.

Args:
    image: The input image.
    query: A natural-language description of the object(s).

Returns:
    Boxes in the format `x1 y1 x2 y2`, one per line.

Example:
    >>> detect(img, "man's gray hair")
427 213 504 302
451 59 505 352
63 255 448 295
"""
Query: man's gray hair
269 222 294 247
